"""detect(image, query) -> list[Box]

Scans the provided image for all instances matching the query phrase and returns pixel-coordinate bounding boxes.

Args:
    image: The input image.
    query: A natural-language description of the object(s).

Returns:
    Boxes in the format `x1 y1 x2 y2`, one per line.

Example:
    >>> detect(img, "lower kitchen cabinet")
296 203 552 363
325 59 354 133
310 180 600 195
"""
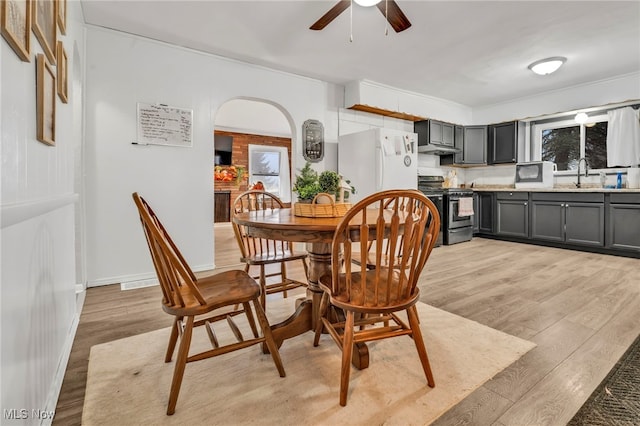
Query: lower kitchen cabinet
476 192 494 234
496 192 528 238
476 190 638 258
531 193 604 247
607 193 640 251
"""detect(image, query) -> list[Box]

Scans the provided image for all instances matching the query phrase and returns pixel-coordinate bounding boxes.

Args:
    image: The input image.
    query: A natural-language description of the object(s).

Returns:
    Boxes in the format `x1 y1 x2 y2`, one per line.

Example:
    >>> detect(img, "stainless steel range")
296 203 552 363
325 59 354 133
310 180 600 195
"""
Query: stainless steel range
418 175 474 245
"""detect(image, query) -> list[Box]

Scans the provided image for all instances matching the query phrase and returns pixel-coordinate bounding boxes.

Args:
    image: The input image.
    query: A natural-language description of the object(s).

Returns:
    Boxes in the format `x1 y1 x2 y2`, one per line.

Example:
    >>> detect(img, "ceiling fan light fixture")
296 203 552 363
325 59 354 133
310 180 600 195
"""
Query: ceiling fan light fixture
528 57 567 75
354 0 382 7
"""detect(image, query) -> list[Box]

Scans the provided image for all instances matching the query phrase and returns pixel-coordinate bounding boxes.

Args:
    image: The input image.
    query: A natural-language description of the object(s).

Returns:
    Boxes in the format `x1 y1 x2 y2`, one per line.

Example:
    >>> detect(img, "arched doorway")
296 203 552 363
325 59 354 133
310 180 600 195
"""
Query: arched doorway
213 98 295 268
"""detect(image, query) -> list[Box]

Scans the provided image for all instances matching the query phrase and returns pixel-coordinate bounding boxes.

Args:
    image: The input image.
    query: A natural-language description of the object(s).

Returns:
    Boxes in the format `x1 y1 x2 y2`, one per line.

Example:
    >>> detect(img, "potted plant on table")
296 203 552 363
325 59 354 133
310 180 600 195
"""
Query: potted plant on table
292 162 355 217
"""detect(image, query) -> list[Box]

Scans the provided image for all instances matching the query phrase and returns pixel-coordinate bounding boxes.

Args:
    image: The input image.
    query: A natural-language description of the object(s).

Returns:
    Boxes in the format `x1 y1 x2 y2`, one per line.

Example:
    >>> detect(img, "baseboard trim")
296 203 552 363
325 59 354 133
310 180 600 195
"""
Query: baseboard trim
89 264 214 288
43 311 80 426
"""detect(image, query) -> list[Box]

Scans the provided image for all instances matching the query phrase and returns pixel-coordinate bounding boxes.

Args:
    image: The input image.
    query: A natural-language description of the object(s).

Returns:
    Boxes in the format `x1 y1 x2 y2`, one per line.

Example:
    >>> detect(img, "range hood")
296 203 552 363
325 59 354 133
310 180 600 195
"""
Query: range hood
418 144 461 155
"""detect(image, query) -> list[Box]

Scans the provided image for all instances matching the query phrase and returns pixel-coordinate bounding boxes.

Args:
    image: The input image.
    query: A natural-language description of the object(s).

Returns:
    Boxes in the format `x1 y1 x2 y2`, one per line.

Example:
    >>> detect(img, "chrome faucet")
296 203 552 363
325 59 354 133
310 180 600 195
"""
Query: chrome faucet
576 157 589 188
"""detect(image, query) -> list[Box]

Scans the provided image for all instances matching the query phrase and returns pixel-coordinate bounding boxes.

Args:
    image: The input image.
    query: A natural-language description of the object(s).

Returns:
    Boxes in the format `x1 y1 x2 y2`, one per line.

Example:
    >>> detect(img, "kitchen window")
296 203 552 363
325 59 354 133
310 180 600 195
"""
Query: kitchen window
533 114 609 172
248 145 291 202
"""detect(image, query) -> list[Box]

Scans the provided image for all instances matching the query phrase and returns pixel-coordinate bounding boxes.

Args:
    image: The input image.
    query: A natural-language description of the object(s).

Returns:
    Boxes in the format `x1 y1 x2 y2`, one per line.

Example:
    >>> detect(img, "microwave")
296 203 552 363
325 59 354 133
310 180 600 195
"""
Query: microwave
515 161 556 188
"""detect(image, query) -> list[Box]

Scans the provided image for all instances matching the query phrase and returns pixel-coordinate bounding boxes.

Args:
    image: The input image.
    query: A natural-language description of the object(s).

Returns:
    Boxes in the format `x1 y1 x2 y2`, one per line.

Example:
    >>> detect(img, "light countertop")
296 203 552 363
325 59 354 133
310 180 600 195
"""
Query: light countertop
470 186 640 193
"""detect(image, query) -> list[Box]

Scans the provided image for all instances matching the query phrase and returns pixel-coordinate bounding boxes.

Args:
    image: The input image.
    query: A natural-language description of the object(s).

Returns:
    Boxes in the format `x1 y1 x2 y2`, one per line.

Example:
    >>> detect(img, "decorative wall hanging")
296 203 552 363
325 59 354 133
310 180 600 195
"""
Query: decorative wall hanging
56 0 65 35
36 53 55 145
302 119 324 162
32 0 56 64
56 41 67 102
1 0 31 61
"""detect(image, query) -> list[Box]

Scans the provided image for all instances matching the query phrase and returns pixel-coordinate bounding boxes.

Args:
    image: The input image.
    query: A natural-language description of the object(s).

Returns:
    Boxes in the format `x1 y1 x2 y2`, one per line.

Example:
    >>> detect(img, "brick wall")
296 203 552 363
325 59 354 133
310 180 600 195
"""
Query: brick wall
214 130 293 220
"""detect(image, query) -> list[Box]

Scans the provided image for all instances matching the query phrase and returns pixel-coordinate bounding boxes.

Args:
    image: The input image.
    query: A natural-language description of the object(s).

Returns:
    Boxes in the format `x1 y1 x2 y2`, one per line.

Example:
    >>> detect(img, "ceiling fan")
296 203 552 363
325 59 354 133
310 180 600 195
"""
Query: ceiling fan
310 0 412 33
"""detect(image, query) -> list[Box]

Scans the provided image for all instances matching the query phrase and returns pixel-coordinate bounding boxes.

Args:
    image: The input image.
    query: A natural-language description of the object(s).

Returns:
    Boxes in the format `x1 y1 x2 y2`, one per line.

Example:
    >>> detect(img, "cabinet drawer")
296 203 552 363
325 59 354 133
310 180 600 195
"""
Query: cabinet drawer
610 193 640 204
496 191 528 201
531 192 604 203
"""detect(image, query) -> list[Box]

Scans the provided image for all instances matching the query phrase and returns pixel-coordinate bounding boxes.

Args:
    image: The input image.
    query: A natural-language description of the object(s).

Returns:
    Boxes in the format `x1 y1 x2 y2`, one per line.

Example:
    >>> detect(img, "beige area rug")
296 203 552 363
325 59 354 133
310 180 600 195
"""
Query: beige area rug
83 296 535 425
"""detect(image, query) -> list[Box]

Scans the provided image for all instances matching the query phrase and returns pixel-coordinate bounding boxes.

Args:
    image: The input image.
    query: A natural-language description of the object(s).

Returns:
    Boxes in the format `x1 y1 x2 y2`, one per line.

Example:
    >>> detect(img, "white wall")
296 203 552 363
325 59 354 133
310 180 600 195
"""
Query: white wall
215 98 291 137
472 72 640 124
1 0 85 421
83 27 343 286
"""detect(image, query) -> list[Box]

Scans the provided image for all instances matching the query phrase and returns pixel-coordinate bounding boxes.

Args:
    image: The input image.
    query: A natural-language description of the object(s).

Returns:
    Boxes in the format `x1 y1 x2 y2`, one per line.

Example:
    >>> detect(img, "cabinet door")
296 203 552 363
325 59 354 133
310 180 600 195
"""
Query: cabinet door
478 192 494 234
607 204 640 251
472 193 480 234
214 192 231 223
531 201 564 242
463 126 487 164
565 202 604 246
496 200 528 238
454 126 464 164
430 120 443 145
489 121 517 164
442 123 454 146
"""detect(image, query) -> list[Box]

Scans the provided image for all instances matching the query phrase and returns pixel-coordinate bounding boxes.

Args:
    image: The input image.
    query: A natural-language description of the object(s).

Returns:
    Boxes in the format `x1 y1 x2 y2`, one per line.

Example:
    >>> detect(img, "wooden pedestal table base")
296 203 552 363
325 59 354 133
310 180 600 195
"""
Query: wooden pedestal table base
232 209 370 370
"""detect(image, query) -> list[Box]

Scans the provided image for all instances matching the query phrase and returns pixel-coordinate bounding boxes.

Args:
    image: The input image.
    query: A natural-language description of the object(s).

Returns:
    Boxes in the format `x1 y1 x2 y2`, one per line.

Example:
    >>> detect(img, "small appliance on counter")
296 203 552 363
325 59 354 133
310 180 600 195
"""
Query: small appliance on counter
515 161 556 189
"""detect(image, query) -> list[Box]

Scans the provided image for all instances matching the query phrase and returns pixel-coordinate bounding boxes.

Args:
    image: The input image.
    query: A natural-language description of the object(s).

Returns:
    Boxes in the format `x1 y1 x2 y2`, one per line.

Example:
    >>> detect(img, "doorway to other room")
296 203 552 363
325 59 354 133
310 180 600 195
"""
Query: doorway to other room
213 98 294 268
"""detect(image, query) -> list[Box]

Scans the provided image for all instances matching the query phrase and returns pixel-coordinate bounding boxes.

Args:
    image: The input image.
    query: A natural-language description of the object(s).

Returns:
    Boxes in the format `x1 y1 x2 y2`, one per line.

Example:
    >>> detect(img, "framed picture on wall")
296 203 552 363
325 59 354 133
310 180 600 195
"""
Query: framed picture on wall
56 0 65 35
32 0 56 64
1 0 32 61
36 53 55 145
56 41 67 103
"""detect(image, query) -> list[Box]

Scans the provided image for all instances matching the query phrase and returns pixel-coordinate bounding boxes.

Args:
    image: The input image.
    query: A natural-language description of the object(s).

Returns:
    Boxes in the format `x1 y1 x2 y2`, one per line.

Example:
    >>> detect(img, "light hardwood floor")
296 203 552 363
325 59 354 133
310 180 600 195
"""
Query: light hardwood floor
53 224 640 425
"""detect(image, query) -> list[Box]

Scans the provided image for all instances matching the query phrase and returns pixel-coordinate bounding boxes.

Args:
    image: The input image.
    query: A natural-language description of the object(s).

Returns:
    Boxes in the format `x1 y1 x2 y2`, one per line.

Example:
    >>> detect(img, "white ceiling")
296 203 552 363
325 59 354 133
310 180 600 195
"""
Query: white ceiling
80 0 640 107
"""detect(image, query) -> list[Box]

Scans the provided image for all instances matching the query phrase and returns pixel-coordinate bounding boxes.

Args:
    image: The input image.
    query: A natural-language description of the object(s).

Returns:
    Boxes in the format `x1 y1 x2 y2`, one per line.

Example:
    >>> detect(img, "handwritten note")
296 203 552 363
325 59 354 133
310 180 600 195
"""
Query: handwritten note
136 103 193 147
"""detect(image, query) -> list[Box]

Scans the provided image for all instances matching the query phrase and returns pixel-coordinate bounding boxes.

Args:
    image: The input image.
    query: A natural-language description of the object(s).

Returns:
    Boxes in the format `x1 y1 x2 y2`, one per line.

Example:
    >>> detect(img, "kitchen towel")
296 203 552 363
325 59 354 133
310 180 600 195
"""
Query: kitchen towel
458 197 474 216
607 106 640 167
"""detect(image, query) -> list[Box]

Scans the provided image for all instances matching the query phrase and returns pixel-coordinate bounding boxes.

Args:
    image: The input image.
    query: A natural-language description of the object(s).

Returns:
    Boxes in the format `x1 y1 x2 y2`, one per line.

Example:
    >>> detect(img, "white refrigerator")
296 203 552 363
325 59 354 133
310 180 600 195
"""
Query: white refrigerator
339 128 418 203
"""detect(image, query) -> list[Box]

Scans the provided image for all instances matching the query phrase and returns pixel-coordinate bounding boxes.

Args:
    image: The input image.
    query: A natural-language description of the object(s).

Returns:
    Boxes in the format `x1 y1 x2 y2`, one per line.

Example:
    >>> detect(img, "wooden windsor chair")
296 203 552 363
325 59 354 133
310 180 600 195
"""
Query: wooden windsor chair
350 195 421 270
312 189 440 406
232 190 309 308
132 192 285 415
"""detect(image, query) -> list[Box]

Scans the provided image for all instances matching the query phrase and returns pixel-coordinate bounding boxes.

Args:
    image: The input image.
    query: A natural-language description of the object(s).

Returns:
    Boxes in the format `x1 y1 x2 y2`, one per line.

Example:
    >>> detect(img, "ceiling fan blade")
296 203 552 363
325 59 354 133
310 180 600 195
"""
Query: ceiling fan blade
377 0 412 33
310 0 351 30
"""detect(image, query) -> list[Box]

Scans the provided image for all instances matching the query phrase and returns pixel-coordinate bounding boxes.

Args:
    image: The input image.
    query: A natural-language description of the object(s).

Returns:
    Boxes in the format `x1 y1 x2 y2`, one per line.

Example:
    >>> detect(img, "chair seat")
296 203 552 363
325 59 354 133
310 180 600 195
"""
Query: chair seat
162 270 261 317
350 252 407 270
242 250 308 266
319 269 420 314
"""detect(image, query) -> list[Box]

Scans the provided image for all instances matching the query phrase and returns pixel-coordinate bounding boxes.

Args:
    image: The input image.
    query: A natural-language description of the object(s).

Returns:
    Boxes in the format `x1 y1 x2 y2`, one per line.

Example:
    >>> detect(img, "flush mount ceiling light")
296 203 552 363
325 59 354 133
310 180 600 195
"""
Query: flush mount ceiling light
528 57 567 75
574 112 588 124
354 0 382 5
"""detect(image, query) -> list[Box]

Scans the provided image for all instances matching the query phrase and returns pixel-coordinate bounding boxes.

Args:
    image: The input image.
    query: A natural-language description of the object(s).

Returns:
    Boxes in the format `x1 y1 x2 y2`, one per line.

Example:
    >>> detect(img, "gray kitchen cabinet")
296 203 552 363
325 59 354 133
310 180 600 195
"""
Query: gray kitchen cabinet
475 192 495 234
607 193 640 251
472 193 479 233
454 125 464 163
530 201 564 242
462 126 487 164
454 125 486 165
430 120 454 147
496 192 528 238
531 193 604 247
488 121 523 164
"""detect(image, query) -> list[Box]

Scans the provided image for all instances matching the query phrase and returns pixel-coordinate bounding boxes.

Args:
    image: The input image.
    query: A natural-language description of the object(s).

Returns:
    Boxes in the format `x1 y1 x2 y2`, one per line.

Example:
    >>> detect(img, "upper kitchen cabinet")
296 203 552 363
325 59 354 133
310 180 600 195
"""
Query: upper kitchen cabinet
415 119 460 155
454 125 487 165
433 120 455 147
488 121 525 164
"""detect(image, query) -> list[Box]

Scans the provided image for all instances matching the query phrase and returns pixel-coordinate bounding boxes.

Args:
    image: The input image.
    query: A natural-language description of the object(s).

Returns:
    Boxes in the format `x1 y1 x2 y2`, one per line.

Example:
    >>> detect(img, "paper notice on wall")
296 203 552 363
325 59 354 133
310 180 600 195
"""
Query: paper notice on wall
136 103 193 147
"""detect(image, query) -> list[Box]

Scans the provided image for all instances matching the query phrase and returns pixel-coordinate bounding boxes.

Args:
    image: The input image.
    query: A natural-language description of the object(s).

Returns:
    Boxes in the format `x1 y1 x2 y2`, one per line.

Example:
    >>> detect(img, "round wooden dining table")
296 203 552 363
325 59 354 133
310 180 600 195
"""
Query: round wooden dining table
232 207 372 369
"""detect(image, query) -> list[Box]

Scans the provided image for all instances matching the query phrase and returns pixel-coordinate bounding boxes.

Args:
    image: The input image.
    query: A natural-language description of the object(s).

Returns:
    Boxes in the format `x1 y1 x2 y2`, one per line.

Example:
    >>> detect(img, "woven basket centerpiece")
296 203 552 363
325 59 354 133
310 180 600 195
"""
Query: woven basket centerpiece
293 193 351 218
